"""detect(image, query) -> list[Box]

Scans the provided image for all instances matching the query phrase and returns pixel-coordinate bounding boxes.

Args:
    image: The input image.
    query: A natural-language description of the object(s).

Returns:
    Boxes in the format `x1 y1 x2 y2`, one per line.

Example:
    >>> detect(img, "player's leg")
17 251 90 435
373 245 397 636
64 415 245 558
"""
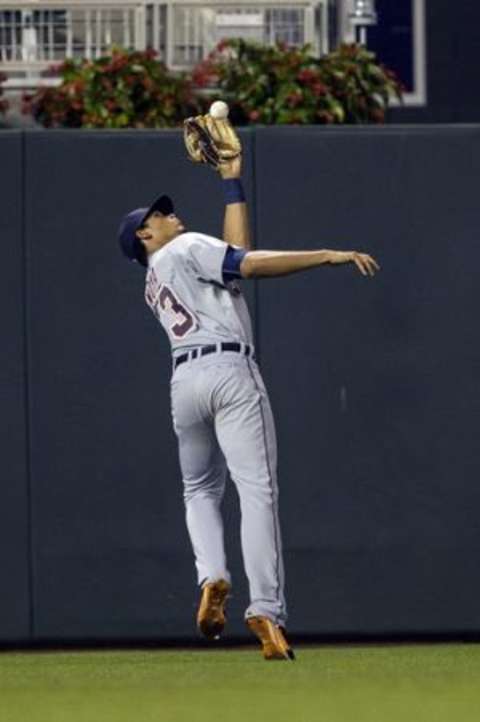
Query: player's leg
171 374 230 587
213 358 287 627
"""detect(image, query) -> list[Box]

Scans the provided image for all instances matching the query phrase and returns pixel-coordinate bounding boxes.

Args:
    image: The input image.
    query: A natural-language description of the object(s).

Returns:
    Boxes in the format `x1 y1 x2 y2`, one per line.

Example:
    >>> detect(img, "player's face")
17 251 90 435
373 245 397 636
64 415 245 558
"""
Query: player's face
142 210 185 250
148 210 185 238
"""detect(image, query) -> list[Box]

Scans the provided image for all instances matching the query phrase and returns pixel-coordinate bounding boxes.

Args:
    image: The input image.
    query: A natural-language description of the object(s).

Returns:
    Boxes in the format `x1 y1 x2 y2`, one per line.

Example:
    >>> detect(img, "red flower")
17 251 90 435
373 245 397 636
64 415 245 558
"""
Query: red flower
72 79 85 93
288 54 302 69
370 108 385 124
21 94 32 114
143 76 154 91
312 82 326 97
317 110 334 124
297 68 317 84
46 62 67 77
144 47 158 60
192 61 216 88
216 39 229 53
287 92 302 108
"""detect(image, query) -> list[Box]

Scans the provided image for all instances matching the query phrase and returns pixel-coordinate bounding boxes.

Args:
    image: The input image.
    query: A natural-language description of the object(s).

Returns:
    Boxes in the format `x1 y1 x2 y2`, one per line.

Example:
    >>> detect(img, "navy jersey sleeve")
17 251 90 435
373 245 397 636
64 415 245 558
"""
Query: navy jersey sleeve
183 232 247 286
222 245 247 284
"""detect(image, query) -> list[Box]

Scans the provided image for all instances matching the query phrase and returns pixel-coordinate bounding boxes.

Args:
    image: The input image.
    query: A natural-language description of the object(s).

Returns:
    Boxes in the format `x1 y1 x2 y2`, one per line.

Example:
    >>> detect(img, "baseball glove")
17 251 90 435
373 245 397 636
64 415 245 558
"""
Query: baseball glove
183 114 242 170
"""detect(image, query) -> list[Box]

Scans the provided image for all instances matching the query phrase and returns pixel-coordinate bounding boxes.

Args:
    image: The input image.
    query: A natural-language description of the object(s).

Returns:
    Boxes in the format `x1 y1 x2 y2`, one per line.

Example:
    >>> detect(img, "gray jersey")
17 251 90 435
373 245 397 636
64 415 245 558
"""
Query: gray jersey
143 230 287 628
144 231 254 352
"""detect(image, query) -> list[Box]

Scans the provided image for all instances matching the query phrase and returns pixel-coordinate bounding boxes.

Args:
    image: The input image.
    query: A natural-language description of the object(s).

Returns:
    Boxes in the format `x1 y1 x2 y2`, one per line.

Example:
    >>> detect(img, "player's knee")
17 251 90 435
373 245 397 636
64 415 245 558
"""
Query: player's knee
183 478 224 503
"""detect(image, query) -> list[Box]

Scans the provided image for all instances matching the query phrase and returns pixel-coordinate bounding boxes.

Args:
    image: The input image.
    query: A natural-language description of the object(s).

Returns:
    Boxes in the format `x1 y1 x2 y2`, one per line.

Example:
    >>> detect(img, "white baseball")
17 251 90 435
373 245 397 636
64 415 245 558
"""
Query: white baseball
209 101 229 120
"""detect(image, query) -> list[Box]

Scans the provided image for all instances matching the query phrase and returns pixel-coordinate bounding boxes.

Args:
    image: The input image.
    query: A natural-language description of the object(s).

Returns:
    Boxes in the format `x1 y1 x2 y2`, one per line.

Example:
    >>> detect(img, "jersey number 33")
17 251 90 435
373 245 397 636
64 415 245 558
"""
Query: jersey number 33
146 278 198 339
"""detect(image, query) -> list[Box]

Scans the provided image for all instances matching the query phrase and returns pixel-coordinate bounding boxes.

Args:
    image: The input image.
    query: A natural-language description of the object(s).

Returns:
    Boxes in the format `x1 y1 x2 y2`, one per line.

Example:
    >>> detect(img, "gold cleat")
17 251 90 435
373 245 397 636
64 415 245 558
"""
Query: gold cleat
197 579 231 640
246 616 295 661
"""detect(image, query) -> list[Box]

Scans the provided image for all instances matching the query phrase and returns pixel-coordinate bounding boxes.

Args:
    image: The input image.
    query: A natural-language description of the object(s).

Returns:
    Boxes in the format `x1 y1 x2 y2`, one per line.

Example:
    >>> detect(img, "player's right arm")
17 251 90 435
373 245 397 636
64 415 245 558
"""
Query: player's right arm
219 157 251 251
240 250 380 278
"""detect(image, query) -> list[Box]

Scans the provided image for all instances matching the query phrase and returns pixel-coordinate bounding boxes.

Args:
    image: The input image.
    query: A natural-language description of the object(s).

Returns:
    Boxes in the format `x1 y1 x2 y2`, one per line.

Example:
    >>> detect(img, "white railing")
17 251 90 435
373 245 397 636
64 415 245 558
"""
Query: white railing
154 2 329 69
0 0 329 87
0 1 145 86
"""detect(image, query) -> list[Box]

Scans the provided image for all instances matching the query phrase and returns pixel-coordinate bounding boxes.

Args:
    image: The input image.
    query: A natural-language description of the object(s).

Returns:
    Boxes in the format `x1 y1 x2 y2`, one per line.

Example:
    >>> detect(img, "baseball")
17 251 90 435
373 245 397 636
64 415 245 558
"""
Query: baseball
209 101 229 120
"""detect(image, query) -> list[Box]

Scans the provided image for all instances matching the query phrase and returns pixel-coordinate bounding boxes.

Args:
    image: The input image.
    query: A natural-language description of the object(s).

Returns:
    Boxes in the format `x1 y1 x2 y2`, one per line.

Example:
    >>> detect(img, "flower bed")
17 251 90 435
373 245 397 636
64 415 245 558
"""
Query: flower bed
23 47 198 129
193 40 404 125
0 72 9 117
22 40 403 128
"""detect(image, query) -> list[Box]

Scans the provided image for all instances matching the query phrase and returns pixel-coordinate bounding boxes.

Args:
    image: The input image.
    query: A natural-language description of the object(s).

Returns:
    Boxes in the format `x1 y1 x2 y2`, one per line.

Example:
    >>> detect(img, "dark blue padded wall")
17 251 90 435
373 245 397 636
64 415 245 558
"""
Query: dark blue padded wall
2 126 480 643
255 126 480 636
0 132 31 640
24 130 255 639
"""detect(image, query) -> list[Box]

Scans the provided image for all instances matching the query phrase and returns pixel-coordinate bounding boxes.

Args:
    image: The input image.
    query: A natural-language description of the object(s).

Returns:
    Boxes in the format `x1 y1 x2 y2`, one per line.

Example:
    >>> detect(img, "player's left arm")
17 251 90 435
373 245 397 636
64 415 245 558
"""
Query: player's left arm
219 157 251 251
239 249 380 278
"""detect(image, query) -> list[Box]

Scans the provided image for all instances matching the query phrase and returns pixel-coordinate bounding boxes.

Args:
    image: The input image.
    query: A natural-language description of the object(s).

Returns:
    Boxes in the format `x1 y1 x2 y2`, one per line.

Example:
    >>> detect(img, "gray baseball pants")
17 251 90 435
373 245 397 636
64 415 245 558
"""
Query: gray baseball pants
170 347 287 626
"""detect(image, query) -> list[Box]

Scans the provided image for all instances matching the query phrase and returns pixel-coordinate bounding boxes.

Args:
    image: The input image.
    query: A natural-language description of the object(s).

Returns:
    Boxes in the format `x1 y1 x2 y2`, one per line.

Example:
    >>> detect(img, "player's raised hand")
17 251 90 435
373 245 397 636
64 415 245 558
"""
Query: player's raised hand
219 155 242 179
328 251 380 277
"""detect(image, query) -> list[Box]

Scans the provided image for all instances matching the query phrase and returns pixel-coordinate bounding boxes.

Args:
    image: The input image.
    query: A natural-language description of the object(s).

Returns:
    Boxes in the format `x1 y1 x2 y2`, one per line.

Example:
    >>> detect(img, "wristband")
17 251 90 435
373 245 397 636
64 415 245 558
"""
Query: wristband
223 178 245 205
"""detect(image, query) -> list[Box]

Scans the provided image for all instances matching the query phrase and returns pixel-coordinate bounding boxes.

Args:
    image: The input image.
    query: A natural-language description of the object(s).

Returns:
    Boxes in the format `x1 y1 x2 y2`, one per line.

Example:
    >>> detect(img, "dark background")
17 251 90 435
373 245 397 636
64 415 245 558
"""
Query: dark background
1 125 480 644
0 131 31 641
381 0 480 123
368 0 414 93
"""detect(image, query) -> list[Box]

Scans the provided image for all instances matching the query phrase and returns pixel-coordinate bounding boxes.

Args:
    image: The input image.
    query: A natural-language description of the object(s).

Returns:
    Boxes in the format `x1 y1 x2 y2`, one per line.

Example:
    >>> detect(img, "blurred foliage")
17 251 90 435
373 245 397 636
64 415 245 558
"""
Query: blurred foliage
23 47 198 128
0 72 9 116
193 39 404 125
21 40 403 128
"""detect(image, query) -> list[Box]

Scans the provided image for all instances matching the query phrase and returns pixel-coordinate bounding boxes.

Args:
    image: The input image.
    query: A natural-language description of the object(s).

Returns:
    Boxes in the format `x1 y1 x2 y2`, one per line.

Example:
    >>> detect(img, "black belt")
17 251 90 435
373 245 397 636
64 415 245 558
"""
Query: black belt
174 342 253 369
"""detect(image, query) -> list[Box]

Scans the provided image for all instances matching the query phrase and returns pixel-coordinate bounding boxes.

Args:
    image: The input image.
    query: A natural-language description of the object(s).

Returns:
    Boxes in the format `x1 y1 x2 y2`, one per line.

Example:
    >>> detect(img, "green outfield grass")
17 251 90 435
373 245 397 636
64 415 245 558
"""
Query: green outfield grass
1 643 480 722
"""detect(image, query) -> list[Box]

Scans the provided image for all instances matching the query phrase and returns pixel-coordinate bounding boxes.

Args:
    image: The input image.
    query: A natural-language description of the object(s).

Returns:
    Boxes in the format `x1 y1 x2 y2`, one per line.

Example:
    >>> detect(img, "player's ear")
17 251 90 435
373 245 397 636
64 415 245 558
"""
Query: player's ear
136 227 150 241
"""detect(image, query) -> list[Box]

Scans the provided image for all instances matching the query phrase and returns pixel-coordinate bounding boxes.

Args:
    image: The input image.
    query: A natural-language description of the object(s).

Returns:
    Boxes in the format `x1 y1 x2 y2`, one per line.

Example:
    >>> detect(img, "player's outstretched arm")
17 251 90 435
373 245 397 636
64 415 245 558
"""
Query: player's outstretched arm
240 249 380 278
219 158 251 251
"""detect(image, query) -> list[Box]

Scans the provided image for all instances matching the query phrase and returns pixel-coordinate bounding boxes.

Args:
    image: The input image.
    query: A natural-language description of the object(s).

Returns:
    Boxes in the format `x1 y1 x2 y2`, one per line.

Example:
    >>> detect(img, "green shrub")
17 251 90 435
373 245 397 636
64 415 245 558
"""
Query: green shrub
23 47 198 128
21 40 403 128
317 43 404 123
192 39 404 125
0 72 9 117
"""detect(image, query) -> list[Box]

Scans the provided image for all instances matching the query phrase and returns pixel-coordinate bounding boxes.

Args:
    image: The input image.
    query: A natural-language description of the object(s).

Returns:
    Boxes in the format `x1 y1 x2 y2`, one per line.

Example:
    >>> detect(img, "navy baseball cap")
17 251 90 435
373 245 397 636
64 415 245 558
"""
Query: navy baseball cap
118 194 174 267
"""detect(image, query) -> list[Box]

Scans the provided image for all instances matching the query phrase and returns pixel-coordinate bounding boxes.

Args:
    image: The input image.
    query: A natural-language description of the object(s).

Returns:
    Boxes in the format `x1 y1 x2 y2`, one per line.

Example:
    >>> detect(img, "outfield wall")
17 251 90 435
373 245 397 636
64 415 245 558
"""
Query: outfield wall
1 126 480 643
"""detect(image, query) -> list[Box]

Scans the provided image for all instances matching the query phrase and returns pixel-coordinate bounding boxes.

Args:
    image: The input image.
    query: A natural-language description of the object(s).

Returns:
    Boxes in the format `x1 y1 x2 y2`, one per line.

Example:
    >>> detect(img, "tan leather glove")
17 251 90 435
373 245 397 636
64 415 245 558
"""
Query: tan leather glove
184 114 242 170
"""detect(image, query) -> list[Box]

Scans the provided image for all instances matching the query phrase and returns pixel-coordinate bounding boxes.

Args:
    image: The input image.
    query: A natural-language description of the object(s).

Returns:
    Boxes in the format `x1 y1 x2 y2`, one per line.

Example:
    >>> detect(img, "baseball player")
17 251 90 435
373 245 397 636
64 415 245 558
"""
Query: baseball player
118 148 379 660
